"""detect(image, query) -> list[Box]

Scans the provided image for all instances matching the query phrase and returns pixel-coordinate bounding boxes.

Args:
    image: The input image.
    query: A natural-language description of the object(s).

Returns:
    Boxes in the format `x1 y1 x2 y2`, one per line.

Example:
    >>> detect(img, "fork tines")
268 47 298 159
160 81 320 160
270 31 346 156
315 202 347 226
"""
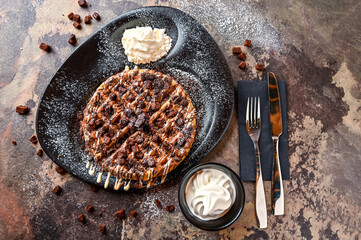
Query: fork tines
246 97 261 129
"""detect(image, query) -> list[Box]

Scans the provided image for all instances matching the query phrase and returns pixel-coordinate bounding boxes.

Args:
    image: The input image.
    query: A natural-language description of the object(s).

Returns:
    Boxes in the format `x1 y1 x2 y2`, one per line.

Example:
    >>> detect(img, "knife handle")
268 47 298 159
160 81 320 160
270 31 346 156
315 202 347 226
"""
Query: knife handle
272 138 284 215
255 142 267 228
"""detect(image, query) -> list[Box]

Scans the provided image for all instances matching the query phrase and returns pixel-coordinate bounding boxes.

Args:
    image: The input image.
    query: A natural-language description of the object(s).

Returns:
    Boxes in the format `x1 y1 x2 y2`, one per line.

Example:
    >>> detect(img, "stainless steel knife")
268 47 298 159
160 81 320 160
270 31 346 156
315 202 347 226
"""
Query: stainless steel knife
268 72 284 215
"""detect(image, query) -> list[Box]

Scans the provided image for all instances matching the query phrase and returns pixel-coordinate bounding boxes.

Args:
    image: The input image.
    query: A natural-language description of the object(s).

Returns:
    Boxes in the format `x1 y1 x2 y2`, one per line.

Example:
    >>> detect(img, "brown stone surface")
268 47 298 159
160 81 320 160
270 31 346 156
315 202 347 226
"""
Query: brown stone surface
0 0 360 239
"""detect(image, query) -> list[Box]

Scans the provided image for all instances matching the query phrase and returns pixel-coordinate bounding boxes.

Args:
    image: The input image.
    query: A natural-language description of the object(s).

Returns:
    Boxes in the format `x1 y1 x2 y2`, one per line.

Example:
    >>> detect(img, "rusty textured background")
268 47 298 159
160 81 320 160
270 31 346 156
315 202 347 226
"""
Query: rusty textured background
0 0 360 239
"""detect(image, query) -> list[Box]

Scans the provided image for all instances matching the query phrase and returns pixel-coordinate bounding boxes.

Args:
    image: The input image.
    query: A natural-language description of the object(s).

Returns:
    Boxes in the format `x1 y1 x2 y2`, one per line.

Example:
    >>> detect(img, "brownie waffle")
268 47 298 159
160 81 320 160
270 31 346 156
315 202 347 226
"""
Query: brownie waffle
80 66 196 189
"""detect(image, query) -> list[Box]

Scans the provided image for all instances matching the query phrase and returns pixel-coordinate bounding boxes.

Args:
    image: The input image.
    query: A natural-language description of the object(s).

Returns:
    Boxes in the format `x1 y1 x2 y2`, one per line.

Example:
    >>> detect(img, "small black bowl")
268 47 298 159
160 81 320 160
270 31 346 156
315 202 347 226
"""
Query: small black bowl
178 163 245 231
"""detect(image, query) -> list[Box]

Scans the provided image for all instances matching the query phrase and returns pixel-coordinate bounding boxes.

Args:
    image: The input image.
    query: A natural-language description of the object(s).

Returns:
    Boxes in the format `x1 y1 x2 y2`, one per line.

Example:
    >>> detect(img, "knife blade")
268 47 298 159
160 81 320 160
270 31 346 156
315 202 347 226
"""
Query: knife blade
268 72 284 216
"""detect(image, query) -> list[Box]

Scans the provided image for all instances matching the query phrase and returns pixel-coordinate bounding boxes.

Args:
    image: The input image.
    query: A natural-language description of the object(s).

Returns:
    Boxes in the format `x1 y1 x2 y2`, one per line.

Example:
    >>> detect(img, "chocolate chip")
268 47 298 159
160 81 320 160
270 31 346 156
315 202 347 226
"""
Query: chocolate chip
78 0 87 8
155 118 164 128
255 63 265 71
144 81 152 89
94 119 103 129
155 199 162 209
127 94 135 102
150 102 160 111
84 15 92 24
180 99 188 107
36 149 43 156
55 165 67 175
232 46 242 54
131 144 140 153
237 52 246 60
73 21 81 29
124 108 134 117
92 12 101 21
29 135 37 144
115 209 125 219
67 12 74 20
130 210 137 218
39 43 51 52
153 79 164 89
176 118 184 126
244 39 252 47
99 225 106 235
166 110 177 118
68 34 77 45
78 214 85 223
52 186 62 195
135 135 144 144
73 14 81 23
146 158 155 167
239 61 247 70
109 92 117 101
166 205 175 212
105 105 113 116
152 135 160 143
135 114 146 128
137 100 146 109
177 137 186 147
12 141 17 145
16 105 30 114
85 204 94 212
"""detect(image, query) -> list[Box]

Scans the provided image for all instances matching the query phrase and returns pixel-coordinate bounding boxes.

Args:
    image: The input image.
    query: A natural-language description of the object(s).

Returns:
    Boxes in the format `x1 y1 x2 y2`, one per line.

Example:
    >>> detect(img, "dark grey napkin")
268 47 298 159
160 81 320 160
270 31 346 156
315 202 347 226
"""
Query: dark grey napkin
237 80 289 181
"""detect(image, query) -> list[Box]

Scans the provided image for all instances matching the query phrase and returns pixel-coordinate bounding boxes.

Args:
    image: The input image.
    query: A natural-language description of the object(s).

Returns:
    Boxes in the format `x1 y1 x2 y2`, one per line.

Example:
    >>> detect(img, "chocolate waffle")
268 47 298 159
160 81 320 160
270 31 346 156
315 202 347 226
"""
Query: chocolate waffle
80 66 196 189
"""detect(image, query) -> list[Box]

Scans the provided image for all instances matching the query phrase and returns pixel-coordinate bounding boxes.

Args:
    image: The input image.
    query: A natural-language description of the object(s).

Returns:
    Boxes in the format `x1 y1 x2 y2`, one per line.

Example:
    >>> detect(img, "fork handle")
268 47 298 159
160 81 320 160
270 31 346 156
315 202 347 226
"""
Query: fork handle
255 143 267 228
272 138 284 215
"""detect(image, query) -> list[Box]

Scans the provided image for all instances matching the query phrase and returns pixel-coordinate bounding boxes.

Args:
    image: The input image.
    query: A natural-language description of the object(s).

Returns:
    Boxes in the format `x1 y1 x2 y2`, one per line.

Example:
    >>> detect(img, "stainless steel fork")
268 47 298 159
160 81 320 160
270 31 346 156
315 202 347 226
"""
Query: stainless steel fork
246 97 267 228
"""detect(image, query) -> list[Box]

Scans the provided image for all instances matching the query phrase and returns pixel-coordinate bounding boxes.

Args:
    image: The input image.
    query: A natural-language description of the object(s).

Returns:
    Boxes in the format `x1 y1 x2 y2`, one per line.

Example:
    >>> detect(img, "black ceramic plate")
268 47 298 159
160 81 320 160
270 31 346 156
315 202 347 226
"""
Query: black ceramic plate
36 6 234 190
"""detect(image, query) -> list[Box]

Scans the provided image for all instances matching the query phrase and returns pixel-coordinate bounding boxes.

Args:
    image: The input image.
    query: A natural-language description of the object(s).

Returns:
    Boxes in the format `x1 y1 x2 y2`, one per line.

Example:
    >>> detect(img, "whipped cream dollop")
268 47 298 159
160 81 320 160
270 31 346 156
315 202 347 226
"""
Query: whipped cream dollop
185 168 236 221
121 26 172 64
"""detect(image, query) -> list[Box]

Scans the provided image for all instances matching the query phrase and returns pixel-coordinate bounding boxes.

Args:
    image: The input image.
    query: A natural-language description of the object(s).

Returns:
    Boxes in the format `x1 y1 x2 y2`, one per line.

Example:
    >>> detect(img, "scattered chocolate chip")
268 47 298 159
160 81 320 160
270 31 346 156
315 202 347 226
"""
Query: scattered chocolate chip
73 21 81 29
73 14 81 23
255 63 265 71
55 165 67 175
239 61 247 70
232 47 242 54
67 12 74 20
52 185 62 195
12 141 17 145
99 225 106 235
155 199 162 209
130 210 137 218
92 12 101 20
78 0 87 8
16 105 30 115
36 149 43 156
237 52 246 60
85 204 94 212
115 209 125 219
84 15 92 24
90 185 97 192
39 43 51 52
94 119 103 129
166 205 175 212
89 4 92 7
68 34 77 45
78 214 85 223
29 135 37 144
244 39 252 47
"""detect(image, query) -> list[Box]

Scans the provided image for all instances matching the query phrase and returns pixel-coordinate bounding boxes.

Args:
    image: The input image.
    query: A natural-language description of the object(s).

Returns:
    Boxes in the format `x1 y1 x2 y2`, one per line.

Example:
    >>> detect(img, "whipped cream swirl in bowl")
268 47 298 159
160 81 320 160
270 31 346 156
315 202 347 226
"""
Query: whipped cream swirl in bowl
185 169 236 220
179 163 245 231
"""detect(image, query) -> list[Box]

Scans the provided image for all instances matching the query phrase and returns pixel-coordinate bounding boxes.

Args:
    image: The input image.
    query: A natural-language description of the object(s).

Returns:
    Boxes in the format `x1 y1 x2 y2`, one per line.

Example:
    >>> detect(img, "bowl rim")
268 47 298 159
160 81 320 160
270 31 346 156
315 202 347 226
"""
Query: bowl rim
178 162 245 231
